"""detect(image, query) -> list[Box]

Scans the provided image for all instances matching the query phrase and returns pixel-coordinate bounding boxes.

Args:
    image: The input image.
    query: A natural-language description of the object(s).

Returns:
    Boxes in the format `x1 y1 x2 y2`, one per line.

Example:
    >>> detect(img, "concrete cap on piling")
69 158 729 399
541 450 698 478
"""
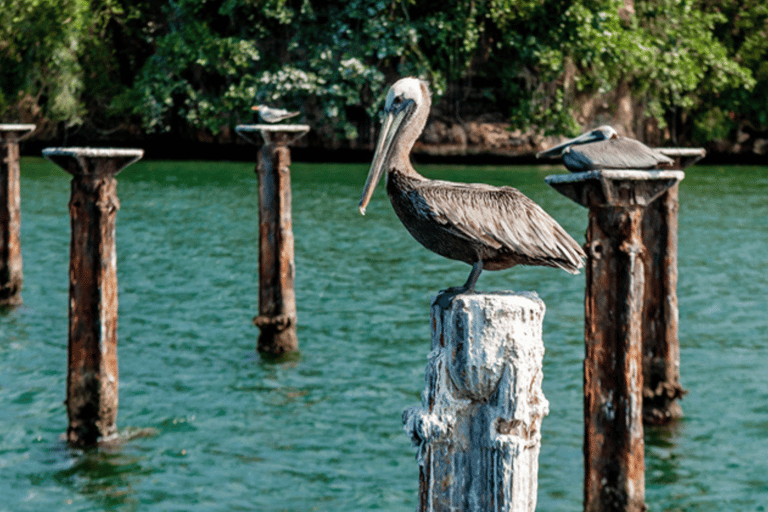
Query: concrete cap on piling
42 147 144 177
545 170 685 208
236 124 310 146
0 124 36 143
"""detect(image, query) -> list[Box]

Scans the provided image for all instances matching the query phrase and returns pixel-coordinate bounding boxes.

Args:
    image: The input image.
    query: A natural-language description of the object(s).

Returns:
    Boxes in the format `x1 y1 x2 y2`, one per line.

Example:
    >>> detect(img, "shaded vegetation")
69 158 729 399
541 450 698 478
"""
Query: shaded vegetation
1 0 766 152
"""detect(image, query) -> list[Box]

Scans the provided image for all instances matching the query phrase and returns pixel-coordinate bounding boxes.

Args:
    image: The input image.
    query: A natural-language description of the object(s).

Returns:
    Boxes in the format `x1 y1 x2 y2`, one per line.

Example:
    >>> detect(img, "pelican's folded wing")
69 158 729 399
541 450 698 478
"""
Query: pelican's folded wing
415 180 585 273
568 138 674 170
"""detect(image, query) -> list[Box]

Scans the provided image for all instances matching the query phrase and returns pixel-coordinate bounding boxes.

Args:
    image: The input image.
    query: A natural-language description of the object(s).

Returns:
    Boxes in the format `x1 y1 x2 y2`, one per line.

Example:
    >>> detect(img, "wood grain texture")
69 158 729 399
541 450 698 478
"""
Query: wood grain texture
404 292 549 512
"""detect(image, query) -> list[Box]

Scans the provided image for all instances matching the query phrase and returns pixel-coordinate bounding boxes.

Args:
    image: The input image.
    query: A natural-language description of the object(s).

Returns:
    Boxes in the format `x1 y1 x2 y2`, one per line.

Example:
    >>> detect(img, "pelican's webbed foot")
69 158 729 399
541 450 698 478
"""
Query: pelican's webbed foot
434 261 483 309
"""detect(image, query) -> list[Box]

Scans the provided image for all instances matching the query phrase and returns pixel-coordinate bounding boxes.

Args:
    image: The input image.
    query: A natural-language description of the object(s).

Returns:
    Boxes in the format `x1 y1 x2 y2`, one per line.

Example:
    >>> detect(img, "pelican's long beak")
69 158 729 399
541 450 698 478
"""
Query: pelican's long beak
358 106 409 215
536 131 601 159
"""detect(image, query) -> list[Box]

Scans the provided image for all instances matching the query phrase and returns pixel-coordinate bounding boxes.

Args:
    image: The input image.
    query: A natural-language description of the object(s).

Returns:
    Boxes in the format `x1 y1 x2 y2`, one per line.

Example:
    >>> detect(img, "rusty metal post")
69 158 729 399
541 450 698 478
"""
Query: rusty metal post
546 170 684 512
42 147 143 447
404 292 549 512
0 124 35 307
236 124 309 356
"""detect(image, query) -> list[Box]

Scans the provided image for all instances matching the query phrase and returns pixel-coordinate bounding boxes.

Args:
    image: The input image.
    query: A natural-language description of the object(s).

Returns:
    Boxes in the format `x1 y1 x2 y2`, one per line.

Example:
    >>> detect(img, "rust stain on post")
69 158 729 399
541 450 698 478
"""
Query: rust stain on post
0 125 35 307
236 124 308 356
67 175 120 445
584 206 646 512
640 185 686 424
43 147 143 447
253 145 298 354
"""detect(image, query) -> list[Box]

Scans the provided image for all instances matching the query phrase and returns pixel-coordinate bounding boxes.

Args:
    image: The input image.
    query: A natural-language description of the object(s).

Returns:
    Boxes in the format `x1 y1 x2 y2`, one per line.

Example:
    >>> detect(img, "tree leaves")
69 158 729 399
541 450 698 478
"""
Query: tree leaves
0 0 762 146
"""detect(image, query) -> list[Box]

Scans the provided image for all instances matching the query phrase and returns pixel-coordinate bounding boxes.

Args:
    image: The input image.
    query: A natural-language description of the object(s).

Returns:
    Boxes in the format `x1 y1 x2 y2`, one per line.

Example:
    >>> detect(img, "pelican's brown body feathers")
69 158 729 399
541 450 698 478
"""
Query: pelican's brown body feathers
386 170 584 273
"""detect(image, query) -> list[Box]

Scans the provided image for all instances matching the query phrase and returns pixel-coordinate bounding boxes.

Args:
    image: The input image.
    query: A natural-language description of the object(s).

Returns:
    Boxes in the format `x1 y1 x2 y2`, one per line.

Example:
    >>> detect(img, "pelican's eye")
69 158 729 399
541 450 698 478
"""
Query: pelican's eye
393 96 403 105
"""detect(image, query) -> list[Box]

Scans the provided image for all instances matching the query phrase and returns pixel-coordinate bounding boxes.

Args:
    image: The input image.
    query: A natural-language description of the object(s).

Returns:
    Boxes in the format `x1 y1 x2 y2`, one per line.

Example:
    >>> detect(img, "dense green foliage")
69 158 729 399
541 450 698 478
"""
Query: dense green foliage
1 0 766 147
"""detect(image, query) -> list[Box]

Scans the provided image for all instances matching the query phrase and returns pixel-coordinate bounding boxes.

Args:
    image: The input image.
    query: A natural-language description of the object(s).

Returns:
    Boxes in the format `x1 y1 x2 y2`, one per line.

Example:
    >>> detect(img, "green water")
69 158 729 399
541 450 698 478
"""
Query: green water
1 158 766 511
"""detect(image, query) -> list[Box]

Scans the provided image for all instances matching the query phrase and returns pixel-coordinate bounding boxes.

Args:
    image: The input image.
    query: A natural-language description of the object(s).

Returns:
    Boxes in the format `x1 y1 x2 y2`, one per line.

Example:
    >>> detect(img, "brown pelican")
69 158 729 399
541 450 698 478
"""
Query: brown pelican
252 105 300 123
536 125 673 171
358 78 585 307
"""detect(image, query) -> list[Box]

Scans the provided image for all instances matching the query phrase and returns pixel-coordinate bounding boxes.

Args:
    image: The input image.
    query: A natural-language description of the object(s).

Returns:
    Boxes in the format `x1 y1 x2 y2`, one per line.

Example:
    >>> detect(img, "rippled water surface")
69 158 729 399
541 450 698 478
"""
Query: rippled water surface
1 158 766 511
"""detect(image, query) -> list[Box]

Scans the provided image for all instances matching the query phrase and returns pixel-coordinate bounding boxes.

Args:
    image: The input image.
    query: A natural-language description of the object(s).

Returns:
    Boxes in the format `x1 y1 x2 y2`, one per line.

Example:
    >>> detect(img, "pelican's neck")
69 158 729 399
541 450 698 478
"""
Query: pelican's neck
388 95 430 180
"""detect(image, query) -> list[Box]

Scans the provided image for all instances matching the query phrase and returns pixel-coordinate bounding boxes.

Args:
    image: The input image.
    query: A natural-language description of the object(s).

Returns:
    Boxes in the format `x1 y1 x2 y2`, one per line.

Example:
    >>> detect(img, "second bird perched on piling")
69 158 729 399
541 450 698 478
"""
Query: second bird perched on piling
251 105 300 124
536 125 674 171
358 77 585 307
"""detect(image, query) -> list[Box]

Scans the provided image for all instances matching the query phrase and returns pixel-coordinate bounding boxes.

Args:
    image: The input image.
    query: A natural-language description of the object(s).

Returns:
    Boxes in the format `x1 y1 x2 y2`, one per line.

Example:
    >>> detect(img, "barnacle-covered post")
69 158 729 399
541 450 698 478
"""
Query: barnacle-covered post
236 124 309 355
0 124 35 307
546 170 684 512
403 292 549 512
43 147 143 447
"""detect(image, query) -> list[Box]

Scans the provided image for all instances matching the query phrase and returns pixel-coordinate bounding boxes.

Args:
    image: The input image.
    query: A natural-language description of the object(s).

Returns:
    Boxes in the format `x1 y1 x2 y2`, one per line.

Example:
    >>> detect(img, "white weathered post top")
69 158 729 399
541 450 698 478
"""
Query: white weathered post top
236 124 310 147
0 124 37 142
656 147 706 169
404 291 549 512
545 169 685 208
42 147 144 177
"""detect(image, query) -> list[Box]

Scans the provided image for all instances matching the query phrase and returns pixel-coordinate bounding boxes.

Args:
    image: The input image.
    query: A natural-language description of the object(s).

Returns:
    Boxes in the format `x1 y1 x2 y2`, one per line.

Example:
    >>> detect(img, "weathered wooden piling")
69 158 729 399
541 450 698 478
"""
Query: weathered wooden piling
42 147 143 447
640 148 703 424
546 170 684 512
235 123 309 355
0 124 35 307
639 182 685 425
403 292 549 512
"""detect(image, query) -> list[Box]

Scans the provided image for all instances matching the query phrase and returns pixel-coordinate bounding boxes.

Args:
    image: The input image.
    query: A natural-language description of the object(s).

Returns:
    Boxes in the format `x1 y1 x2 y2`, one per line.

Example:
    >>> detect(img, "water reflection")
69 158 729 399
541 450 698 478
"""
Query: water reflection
34 441 149 511
645 422 685 487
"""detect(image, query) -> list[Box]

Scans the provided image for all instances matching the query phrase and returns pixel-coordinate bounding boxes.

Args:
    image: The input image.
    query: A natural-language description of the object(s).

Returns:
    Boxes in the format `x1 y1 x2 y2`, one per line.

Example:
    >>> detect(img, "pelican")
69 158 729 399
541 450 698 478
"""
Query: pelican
536 125 673 171
358 78 585 307
252 105 300 123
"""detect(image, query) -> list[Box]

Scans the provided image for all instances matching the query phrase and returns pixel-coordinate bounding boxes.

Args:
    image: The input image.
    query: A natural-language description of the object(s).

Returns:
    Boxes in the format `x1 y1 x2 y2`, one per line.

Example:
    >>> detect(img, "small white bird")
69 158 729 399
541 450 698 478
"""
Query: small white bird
251 105 300 123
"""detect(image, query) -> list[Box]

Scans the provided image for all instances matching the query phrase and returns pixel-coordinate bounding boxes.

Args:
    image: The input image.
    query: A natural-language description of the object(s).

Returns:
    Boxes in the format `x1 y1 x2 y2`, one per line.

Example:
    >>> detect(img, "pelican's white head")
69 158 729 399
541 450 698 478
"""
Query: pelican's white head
536 124 619 158
358 77 431 215
384 77 429 113
591 125 618 140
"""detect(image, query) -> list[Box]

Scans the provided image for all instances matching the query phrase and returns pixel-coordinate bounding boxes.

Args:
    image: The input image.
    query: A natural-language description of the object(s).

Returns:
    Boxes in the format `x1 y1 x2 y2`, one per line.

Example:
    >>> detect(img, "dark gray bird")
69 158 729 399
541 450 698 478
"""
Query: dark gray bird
536 125 673 171
358 78 585 307
251 105 300 123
